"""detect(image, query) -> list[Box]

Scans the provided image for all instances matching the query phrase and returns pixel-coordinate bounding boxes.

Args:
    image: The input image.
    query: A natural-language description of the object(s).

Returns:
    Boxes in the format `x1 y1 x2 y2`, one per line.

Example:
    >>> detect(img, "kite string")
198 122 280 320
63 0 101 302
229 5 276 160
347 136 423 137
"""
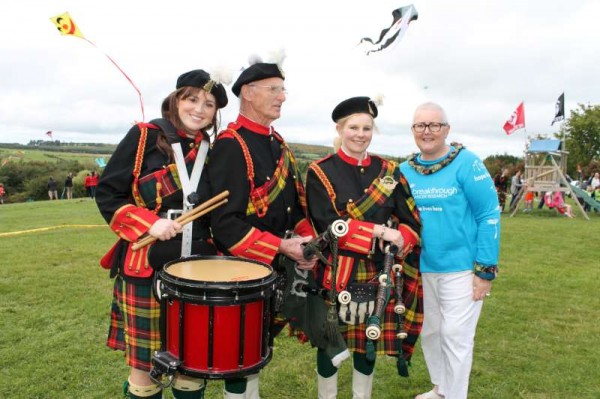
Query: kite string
84 38 145 122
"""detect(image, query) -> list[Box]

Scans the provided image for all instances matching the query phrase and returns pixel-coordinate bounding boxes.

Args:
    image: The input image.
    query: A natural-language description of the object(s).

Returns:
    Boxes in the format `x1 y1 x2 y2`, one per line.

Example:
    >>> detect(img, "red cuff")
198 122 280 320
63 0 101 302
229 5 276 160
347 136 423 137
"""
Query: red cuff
109 204 160 242
338 220 375 254
399 224 420 253
229 227 282 265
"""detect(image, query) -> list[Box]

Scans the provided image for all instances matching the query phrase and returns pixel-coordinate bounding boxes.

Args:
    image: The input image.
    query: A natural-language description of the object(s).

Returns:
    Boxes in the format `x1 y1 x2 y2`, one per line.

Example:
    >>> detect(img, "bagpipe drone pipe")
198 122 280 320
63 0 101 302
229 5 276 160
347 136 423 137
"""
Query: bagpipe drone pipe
364 241 409 376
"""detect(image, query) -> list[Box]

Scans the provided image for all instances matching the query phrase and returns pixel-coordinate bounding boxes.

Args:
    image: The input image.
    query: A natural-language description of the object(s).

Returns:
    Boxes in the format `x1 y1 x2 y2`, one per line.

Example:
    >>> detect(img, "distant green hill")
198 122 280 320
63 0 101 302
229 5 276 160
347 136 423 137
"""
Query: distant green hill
1 141 403 165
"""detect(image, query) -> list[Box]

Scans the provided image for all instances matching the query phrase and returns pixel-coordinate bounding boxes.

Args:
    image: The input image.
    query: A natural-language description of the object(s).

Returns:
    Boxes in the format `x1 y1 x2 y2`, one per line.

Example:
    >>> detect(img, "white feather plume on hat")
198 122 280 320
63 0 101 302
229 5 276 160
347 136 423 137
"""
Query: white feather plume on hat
267 48 286 67
208 65 233 86
371 94 385 107
248 54 263 66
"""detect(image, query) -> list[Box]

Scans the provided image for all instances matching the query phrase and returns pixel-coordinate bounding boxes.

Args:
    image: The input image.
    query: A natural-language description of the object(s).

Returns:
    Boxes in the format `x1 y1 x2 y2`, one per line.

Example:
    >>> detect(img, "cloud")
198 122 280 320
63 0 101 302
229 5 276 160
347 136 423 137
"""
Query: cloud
1 0 599 159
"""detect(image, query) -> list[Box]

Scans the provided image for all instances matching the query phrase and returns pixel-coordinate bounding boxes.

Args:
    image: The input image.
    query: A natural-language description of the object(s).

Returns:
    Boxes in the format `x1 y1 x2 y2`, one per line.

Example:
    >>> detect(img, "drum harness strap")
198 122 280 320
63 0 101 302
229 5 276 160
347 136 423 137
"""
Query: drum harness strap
151 118 209 257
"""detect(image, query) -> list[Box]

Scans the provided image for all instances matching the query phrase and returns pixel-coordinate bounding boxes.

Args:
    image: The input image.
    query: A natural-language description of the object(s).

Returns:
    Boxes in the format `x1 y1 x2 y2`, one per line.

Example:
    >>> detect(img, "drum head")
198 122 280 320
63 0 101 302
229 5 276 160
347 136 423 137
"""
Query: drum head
159 256 276 304
165 257 271 282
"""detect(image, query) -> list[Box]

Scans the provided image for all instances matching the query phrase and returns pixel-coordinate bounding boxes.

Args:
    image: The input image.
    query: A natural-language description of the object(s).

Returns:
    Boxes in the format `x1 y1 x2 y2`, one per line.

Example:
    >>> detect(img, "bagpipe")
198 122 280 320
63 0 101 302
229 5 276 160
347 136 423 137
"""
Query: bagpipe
302 219 349 262
272 219 349 337
364 241 410 376
281 219 352 367
365 243 407 341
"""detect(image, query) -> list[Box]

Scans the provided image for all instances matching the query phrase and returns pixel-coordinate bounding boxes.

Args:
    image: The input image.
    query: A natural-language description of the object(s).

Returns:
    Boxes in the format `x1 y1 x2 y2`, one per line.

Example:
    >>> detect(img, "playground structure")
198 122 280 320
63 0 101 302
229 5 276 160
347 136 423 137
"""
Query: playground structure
510 139 592 220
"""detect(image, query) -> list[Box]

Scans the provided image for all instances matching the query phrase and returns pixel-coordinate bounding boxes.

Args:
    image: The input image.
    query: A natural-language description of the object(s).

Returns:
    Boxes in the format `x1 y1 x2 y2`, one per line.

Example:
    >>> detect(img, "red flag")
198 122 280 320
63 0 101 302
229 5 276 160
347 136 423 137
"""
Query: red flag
46 131 53 139
503 102 525 135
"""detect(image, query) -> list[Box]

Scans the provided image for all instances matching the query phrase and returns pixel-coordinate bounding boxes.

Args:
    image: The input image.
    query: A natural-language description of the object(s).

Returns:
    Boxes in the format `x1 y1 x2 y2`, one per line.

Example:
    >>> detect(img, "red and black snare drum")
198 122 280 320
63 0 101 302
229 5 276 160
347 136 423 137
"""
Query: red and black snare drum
152 256 276 380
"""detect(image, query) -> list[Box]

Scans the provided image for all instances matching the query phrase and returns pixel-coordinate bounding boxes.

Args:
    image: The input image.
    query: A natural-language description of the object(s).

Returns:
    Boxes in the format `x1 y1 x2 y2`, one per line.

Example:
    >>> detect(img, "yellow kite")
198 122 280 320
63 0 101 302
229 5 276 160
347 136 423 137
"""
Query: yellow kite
50 12 85 39
48 11 145 121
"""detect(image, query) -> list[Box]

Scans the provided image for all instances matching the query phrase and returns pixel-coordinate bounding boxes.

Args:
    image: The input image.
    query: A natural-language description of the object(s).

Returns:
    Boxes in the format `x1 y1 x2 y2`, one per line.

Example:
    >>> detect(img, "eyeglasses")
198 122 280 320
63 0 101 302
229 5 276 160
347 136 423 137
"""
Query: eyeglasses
411 122 448 133
248 84 288 95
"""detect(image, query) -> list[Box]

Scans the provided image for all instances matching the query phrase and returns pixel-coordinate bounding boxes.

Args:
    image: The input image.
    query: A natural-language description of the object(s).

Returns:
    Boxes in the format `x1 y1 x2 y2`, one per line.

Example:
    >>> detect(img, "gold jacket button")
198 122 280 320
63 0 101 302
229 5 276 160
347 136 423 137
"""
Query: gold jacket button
286 206 292 213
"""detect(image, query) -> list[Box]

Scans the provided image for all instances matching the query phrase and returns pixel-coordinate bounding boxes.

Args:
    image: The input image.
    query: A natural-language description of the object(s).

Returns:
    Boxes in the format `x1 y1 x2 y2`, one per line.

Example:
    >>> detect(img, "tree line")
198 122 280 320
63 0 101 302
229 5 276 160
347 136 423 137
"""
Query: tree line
0 158 98 202
1 103 598 204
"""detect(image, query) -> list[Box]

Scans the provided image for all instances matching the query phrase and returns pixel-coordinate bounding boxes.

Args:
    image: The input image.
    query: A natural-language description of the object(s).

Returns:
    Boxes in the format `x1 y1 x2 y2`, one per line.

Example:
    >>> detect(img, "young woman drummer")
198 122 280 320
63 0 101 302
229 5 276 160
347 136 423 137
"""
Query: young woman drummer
95 69 228 399
304 96 423 398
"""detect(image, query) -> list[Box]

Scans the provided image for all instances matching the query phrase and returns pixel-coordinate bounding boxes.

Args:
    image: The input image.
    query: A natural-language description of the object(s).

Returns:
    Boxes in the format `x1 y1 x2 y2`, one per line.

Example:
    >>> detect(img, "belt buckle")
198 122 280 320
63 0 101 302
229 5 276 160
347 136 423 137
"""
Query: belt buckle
166 209 183 220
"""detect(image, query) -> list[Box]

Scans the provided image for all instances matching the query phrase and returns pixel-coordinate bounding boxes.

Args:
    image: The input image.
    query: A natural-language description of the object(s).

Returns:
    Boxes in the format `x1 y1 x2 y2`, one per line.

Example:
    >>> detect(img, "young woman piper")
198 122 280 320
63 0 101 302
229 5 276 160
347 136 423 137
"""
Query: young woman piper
305 96 423 398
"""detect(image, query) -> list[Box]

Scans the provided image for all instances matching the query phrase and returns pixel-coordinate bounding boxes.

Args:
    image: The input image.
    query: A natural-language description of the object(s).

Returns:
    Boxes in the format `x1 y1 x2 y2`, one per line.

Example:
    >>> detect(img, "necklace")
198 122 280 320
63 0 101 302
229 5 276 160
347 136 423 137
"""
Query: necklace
407 142 464 175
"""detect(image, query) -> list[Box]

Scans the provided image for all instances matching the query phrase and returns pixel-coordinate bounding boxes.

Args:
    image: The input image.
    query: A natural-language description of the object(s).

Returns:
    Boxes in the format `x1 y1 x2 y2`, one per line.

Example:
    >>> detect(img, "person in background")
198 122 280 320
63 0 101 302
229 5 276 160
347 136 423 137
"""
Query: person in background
47 177 59 200
545 191 574 218
89 170 99 199
590 172 600 189
400 102 500 399
64 172 74 200
523 183 534 213
583 184 594 212
537 190 546 209
84 173 92 198
305 96 422 398
95 69 229 399
509 169 523 209
206 56 316 399
493 168 509 212
0 182 5 204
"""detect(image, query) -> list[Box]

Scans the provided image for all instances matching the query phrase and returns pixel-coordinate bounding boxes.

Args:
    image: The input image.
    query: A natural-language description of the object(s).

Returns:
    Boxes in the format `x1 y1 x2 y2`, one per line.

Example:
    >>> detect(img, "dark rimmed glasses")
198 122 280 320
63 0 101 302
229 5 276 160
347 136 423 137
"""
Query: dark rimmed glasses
411 122 448 133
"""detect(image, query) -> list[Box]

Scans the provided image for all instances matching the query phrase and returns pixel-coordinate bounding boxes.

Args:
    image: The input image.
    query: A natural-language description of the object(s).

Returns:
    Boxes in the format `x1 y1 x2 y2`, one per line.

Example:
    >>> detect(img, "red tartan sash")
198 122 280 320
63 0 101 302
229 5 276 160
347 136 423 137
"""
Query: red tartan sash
218 128 307 218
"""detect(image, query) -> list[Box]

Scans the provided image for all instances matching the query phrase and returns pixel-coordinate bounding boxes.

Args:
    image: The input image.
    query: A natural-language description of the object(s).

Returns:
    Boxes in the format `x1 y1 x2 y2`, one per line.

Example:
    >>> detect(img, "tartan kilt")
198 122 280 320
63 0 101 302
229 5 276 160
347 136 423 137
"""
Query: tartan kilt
338 255 423 359
107 276 161 371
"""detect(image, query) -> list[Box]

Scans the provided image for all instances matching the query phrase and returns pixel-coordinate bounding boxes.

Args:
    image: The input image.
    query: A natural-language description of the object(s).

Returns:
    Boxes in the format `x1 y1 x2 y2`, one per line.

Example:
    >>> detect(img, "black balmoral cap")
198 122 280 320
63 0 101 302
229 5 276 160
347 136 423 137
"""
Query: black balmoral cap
331 96 378 122
231 63 285 97
176 69 228 108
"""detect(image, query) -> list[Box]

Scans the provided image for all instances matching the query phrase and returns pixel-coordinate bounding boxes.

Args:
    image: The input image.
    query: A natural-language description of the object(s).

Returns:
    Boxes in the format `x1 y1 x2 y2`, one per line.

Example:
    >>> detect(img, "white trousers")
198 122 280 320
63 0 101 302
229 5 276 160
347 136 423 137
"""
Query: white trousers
421 271 483 399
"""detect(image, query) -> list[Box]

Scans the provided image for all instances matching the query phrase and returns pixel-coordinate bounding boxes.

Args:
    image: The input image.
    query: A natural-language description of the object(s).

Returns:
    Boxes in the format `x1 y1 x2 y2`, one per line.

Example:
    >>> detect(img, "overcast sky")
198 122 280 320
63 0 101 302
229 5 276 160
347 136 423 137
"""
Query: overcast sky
2 0 599 159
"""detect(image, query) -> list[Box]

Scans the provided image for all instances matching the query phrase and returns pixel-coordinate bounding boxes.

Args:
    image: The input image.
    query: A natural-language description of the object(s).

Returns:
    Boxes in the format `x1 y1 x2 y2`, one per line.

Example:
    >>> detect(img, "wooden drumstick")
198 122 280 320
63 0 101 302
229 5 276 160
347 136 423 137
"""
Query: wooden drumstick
131 191 229 251
175 190 229 224
132 198 227 250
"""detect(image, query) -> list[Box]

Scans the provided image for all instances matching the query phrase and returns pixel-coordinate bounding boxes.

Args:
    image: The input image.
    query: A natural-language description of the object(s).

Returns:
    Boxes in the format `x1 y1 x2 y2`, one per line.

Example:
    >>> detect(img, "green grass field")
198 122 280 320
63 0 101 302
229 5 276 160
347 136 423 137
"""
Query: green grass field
0 199 598 398
0 147 106 164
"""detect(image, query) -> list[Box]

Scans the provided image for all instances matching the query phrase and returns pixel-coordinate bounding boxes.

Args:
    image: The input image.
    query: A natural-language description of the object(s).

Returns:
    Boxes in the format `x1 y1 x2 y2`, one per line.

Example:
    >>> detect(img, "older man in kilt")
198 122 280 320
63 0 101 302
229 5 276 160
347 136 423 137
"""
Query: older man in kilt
206 57 316 398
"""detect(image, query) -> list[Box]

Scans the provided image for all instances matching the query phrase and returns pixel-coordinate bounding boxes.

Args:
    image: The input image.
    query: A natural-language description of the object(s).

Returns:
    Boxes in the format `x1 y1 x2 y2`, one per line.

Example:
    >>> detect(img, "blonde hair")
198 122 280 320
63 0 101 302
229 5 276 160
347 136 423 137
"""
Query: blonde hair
333 136 342 152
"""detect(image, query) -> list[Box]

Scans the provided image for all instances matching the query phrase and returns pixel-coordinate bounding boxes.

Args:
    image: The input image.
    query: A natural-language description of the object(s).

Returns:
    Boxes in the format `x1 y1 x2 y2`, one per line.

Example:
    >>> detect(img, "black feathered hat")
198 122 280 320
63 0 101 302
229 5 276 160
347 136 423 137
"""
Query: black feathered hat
331 96 380 122
176 69 229 108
